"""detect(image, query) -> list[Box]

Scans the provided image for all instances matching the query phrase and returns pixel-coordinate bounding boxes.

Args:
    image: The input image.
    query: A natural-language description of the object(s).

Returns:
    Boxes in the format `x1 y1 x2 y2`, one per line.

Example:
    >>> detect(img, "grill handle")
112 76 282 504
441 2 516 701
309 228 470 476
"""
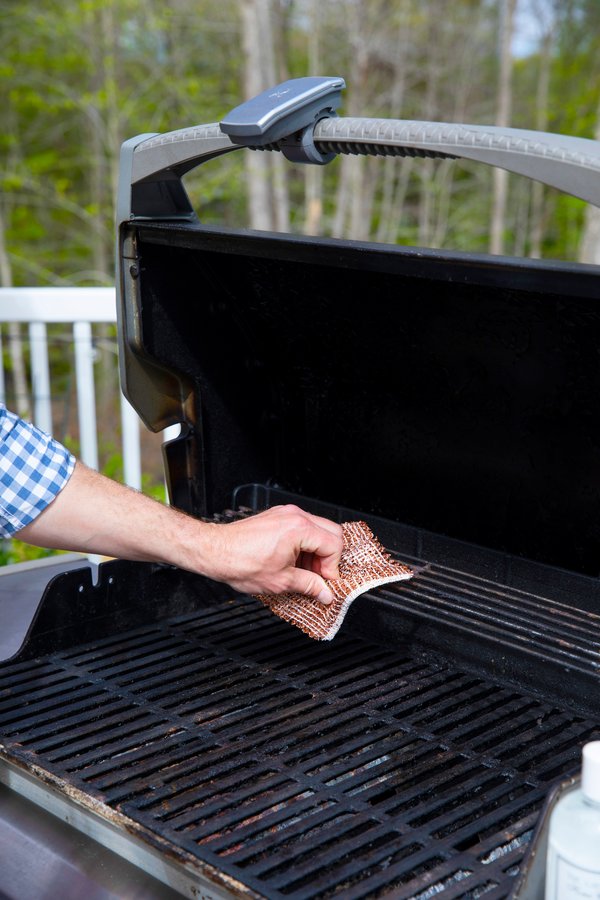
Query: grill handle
314 116 600 208
118 87 600 222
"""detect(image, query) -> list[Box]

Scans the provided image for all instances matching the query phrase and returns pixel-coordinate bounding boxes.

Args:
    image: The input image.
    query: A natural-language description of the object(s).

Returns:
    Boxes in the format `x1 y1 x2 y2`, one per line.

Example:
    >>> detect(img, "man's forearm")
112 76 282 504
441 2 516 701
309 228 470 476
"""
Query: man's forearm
18 461 211 568
17 461 343 603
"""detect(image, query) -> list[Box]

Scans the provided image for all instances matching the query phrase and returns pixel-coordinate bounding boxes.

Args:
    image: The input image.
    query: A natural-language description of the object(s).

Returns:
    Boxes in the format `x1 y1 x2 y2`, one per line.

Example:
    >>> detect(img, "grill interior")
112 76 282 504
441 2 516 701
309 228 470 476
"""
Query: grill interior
1 554 598 900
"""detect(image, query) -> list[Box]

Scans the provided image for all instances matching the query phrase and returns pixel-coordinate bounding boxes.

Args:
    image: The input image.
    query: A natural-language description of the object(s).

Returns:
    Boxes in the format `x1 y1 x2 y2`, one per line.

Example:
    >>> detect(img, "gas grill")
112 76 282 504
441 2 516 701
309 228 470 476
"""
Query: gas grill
2 77 600 899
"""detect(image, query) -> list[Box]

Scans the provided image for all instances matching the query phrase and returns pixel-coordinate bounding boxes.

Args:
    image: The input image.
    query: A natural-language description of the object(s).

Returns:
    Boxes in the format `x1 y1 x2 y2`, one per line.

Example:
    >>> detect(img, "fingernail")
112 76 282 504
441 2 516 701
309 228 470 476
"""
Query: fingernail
317 589 333 606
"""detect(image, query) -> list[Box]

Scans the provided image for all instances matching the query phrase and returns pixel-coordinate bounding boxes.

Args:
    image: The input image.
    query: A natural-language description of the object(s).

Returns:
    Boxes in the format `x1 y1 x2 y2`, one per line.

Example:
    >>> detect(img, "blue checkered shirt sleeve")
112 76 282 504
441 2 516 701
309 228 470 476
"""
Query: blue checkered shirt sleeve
0 405 76 537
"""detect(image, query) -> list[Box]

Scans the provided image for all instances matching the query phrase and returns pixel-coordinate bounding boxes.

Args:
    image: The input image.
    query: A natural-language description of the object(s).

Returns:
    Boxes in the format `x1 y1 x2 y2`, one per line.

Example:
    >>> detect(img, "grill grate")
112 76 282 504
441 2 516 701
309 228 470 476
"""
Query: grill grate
1 594 598 899
383 557 600 670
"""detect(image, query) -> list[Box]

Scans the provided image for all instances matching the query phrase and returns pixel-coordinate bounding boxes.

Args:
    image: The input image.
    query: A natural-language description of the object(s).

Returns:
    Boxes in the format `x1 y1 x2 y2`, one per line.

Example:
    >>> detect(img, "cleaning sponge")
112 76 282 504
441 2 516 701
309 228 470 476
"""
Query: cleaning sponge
256 520 413 640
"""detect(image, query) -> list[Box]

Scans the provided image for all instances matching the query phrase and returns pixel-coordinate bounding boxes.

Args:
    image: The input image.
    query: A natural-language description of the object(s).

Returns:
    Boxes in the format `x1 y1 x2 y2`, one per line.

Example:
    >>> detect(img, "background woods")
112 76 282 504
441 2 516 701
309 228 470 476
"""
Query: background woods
2 0 600 279
0 0 599 541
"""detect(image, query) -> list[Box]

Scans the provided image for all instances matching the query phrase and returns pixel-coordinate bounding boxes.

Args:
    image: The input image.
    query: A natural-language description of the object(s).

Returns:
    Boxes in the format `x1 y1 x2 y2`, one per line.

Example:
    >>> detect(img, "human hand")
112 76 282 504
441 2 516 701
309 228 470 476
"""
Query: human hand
201 505 343 604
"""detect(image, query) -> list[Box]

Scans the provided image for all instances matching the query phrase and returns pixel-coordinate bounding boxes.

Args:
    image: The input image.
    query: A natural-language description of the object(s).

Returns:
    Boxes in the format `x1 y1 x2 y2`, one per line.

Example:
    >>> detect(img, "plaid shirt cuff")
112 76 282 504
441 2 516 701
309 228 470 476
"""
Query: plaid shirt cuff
0 405 76 537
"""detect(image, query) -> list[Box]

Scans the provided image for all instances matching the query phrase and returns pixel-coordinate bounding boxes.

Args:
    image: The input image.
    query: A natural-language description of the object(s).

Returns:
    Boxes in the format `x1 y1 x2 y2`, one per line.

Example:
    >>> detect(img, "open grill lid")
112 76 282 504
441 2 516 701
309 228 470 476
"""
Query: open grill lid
115 77 600 578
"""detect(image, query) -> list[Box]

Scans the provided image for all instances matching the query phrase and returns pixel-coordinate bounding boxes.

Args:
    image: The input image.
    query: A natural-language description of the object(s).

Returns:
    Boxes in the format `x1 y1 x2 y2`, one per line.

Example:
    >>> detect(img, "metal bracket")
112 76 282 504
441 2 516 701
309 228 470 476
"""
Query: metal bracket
277 112 338 165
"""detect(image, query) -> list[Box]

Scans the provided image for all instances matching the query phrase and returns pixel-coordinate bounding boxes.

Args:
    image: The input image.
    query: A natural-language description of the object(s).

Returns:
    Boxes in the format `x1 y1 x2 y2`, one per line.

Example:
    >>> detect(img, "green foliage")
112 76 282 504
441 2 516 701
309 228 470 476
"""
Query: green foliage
99 443 165 502
142 473 166 504
0 540 65 566
0 0 243 287
2 0 599 273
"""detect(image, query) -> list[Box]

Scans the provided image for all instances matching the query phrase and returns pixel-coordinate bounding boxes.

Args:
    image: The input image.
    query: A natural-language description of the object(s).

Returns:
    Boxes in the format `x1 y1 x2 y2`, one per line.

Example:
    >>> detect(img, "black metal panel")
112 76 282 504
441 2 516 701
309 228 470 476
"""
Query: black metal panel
1 596 599 900
0 556 229 663
130 223 600 576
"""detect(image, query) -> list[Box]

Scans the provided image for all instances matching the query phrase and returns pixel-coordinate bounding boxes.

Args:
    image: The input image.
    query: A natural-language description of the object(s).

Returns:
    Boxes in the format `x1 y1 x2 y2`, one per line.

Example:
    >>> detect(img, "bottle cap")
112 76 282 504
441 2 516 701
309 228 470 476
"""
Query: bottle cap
581 741 600 803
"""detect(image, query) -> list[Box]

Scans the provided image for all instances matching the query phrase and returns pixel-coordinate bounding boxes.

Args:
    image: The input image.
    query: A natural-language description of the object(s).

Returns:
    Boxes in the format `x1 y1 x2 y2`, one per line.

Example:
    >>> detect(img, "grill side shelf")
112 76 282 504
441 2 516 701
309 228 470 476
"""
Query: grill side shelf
0 559 228 664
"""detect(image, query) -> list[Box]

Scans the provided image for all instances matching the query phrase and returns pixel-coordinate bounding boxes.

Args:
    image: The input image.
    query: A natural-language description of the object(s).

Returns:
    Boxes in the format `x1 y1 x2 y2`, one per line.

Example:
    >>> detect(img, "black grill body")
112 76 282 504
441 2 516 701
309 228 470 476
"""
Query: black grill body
1 555 598 899
3 168 600 896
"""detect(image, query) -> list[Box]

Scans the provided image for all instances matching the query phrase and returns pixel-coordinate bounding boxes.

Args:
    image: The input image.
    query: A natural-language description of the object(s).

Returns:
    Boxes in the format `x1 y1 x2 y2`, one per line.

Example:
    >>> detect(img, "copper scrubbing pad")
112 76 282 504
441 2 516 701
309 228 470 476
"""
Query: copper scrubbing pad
256 521 413 641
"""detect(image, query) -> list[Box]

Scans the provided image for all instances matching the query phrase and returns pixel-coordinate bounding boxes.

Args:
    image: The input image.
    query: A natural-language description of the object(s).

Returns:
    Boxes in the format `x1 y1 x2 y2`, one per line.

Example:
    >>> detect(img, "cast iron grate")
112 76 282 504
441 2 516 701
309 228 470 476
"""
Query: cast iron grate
1 595 598 899
380 554 600 674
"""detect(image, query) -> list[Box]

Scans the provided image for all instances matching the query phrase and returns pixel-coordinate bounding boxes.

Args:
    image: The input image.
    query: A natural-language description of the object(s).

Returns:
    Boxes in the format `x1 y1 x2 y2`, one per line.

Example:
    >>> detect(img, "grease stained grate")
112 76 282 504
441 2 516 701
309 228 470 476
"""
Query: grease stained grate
0 596 598 900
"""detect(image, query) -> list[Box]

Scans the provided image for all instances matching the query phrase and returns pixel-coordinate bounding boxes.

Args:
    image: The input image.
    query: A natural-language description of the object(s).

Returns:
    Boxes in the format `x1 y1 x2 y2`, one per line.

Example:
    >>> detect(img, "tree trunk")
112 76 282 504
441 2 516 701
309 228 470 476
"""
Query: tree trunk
387 157 415 244
0 208 31 420
416 1 443 248
489 0 517 256
374 1 411 243
85 1 122 463
529 18 554 258
303 0 323 236
331 0 372 240
240 0 289 231
579 110 600 264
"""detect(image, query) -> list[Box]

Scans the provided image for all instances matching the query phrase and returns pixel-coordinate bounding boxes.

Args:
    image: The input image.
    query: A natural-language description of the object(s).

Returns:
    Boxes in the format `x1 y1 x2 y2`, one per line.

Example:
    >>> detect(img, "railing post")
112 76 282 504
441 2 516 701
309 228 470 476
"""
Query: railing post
120 394 142 490
28 322 53 435
0 329 5 406
73 320 99 471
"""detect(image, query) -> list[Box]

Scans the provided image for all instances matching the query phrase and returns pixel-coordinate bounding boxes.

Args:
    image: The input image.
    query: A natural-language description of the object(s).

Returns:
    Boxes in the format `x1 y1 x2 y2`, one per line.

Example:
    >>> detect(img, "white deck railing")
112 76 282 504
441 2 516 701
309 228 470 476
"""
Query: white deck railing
0 287 142 490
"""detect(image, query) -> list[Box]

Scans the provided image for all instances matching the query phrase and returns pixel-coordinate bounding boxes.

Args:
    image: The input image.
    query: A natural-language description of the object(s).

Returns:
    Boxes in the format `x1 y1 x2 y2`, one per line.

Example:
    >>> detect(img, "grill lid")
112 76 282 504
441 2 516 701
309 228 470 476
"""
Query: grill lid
115 75 600 581
118 220 600 577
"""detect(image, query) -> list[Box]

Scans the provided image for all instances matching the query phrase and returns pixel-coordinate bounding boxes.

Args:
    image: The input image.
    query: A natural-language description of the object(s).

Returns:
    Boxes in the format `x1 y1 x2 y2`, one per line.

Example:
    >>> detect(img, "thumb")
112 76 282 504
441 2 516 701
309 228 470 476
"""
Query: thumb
284 568 334 605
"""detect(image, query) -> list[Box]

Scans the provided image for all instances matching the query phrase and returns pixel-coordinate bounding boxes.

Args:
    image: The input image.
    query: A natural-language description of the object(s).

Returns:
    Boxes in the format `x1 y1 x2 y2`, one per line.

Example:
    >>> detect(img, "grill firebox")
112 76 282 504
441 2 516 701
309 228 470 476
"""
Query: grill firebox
1 502 598 899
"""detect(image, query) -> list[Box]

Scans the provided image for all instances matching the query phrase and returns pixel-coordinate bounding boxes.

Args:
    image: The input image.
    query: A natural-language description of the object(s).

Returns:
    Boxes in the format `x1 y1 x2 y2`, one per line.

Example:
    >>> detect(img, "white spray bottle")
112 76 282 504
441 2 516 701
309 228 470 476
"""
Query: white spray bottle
545 741 600 899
